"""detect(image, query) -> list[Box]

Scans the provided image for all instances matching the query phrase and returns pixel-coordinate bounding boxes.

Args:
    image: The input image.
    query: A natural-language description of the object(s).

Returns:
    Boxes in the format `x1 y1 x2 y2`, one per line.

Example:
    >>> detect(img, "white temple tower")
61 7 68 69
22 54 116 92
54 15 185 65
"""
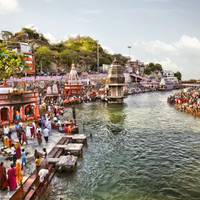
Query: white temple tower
106 59 125 104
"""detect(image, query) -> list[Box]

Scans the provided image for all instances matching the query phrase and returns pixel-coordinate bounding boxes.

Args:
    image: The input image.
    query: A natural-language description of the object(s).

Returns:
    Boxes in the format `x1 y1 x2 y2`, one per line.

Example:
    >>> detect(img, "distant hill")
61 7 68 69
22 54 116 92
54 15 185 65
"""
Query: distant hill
1 28 128 73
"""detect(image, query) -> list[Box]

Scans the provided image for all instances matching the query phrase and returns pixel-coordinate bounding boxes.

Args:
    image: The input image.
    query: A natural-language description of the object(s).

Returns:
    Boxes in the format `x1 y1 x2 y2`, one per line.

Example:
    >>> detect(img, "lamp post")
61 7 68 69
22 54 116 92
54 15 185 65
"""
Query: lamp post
97 40 99 70
128 46 132 60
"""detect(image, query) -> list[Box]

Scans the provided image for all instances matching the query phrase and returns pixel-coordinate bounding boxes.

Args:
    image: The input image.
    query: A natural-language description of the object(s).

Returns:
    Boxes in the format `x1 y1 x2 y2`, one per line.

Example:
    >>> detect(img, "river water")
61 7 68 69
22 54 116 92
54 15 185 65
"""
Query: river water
48 91 200 200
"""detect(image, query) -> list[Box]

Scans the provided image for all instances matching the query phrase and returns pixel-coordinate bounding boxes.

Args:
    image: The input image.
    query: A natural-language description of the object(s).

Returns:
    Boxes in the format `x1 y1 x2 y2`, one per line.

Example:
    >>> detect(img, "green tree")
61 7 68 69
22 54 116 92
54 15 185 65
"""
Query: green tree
50 42 66 52
65 36 97 53
154 63 162 72
144 67 151 75
1 31 13 41
0 47 25 79
22 28 40 40
174 71 182 81
144 63 163 75
112 54 129 66
60 49 76 71
35 46 53 72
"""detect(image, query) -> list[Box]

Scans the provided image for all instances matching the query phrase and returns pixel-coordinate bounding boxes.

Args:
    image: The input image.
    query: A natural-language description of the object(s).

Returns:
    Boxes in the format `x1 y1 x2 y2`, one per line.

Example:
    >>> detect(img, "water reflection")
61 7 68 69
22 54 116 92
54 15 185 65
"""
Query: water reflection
106 104 126 124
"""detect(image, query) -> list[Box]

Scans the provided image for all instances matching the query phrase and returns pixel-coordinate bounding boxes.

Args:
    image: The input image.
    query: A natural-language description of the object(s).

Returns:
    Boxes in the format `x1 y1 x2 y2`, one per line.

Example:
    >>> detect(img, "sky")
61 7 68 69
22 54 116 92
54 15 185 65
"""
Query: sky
0 0 200 80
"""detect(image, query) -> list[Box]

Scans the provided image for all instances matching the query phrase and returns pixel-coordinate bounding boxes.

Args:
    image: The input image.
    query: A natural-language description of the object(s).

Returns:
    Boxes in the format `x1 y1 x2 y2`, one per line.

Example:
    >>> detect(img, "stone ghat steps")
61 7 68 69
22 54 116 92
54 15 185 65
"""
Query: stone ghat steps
10 137 69 200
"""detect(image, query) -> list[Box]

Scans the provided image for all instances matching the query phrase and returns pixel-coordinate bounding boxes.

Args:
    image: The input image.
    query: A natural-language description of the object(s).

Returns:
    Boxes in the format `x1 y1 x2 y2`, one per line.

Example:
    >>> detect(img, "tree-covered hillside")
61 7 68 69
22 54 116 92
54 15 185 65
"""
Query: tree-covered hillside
1 28 128 73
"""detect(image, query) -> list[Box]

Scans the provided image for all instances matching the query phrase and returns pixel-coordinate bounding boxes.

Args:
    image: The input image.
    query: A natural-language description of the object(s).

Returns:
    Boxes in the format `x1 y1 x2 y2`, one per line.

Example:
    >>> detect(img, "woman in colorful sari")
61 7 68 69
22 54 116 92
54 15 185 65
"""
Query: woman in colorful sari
36 130 42 146
22 129 28 145
30 123 36 138
0 162 8 190
7 164 17 191
15 142 22 159
16 160 23 186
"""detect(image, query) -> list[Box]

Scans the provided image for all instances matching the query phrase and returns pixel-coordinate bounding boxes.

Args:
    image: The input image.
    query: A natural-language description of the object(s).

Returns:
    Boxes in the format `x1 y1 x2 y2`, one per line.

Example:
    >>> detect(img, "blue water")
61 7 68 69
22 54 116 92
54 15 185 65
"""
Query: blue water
48 91 200 200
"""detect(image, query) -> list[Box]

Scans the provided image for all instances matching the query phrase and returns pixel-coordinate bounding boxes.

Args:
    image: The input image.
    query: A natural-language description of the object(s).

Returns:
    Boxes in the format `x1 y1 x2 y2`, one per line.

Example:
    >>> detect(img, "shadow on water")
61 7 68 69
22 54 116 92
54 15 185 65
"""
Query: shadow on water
106 103 126 124
105 103 126 135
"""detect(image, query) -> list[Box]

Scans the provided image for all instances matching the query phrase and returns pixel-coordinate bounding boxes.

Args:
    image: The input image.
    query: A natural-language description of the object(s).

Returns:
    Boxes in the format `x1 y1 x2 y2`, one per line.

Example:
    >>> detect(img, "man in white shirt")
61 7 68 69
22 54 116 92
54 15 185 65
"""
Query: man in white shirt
53 116 58 123
36 125 42 134
43 127 49 143
3 125 10 136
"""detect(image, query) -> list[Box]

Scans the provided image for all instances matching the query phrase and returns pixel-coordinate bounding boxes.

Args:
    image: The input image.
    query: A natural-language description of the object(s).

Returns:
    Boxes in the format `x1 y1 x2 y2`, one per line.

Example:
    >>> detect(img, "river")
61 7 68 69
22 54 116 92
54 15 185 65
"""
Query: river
48 91 200 200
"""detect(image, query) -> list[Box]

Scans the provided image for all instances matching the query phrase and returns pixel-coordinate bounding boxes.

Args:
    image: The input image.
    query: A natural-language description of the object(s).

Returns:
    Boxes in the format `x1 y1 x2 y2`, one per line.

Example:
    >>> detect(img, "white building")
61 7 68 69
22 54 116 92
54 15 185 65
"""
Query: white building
102 64 111 72
160 70 179 90
163 70 174 77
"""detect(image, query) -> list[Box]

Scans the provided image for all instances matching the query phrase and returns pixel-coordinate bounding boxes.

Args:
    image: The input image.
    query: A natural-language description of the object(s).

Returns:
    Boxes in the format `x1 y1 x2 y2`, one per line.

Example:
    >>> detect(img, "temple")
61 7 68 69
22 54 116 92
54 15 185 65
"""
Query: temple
44 82 60 104
64 64 84 103
106 59 125 103
0 85 40 125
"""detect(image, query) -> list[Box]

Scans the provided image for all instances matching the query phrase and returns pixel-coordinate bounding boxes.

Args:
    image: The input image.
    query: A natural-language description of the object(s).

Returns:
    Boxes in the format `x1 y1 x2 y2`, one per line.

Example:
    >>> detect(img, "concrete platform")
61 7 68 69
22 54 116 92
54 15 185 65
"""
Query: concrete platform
47 157 60 164
55 144 68 149
56 155 78 171
64 134 87 144
65 143 83 156
47 155 78 171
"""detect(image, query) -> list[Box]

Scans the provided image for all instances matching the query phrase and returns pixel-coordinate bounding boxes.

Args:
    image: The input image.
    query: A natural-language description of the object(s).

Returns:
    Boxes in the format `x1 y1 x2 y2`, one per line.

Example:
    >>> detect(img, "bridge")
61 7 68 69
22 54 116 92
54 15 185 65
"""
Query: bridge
129 73 144 82
181 83 200 87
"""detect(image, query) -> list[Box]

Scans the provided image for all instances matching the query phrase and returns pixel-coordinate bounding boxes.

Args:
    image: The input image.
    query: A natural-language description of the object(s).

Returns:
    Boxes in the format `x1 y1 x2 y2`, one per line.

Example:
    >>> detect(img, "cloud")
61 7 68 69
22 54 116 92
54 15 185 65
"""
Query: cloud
134 40 175 54
175 35 200 50
76 17 93 23
102 46 115 54
43 33 59 44
76 9 102 24
153 58 180 72
24 24 39 32
144 0 171 2
82 9 102 15
43 0 54 2
133 35 200 80
0 0 20 14
23 24 60 44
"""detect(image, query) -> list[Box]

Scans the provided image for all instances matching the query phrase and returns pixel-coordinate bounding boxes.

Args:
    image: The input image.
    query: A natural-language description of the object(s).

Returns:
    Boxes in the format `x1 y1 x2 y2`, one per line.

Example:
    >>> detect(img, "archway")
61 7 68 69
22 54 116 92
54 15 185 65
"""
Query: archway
13 105 22 121
25 104 34 118
1 107 9 121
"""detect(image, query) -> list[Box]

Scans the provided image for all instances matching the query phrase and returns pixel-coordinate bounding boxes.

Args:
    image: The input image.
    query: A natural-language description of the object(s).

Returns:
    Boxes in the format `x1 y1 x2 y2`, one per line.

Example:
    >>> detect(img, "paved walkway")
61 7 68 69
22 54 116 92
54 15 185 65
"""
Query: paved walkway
0 130 65 200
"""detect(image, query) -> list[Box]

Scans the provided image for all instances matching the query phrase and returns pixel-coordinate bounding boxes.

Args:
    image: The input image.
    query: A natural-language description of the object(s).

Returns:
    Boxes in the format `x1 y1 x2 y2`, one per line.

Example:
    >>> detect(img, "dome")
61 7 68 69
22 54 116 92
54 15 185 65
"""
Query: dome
108 59 125 84
68 64 79 81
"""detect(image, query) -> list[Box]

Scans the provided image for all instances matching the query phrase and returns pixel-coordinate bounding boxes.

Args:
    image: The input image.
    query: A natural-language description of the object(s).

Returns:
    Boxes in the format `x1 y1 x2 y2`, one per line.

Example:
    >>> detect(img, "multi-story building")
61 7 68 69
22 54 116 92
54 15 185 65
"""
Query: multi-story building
0 85 40 125
160 70 179 90
162 70 174 77
7 42 36 75
128 60 146 76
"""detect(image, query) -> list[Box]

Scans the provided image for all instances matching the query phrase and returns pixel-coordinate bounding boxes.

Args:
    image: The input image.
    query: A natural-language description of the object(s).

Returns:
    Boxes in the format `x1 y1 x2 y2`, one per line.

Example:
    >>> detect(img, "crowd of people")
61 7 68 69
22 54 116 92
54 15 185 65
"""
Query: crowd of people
0 103 77 194
0 116 52 192
168 87 200 117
